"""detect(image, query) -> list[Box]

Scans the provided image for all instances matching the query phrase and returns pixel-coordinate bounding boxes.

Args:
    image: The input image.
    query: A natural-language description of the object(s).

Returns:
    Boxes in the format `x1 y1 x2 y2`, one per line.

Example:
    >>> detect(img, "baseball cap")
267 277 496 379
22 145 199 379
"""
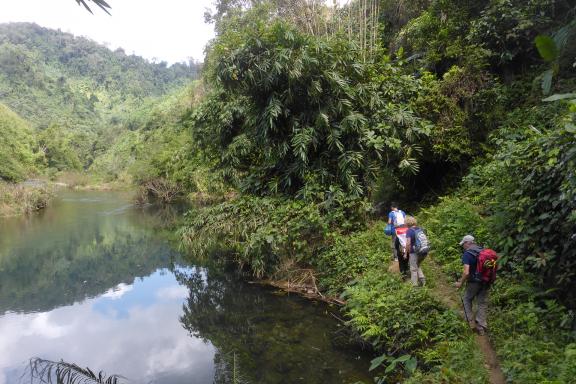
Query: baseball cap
459 235 475 246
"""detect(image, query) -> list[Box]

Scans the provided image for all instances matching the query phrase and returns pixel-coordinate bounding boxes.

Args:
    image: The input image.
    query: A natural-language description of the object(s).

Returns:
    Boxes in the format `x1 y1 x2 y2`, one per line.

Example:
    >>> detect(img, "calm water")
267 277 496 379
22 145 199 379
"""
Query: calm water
0 191 371 384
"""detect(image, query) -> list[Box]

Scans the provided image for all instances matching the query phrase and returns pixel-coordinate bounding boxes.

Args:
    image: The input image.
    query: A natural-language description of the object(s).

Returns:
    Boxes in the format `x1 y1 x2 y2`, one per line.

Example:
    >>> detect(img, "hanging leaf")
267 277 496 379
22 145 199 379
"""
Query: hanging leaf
541 69 554 95
535 35 559 62
75 0 112 14
542 93 576 102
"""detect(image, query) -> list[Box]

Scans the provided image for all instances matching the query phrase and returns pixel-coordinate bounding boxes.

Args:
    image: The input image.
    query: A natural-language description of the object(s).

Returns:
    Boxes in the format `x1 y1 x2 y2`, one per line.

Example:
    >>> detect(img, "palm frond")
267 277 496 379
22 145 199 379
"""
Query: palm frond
27 358 125 384
75 0 111 15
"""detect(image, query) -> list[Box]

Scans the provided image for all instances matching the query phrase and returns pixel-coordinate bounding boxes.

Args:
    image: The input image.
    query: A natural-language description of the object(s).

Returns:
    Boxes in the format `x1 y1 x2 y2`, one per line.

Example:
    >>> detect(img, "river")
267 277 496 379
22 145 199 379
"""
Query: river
0 191 371 384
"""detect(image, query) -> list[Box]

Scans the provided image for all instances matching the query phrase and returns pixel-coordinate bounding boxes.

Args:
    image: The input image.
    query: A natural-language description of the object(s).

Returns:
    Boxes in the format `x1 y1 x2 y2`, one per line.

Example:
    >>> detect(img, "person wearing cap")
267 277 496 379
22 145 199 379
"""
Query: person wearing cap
454 234 489 335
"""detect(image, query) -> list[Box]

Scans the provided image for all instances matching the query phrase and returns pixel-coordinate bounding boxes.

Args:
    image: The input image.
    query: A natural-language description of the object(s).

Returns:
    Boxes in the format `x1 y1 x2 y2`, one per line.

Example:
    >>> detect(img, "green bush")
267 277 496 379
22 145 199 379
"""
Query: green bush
417 192 576 384
404 338 487 384
343 269 482 381
314 223 387 294
418 196 490 277
194 19 431 197
0 182 52 216
490 119 575 305
488 275 576 383
179 194 370 278
180 196 329 277
344 271 465 354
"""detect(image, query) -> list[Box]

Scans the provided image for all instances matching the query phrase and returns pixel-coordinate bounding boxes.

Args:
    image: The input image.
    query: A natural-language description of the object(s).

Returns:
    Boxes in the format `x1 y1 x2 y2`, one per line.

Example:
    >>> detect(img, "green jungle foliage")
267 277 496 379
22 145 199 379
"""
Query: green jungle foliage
2 0 576 382
194 18 435 196
180 195 369 278
89 82 224 194
419 196 576 383
181 1 576 382
0 103 39 181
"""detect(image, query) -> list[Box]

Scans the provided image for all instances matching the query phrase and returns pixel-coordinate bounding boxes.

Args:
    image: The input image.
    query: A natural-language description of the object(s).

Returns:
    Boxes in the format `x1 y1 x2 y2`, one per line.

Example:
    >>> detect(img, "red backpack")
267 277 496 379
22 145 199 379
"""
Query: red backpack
476 248 498 284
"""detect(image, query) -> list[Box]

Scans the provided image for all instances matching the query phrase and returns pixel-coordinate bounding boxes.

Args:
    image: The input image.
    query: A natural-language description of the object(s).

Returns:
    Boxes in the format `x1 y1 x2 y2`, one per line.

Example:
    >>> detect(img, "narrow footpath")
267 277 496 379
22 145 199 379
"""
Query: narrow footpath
423 258 506 384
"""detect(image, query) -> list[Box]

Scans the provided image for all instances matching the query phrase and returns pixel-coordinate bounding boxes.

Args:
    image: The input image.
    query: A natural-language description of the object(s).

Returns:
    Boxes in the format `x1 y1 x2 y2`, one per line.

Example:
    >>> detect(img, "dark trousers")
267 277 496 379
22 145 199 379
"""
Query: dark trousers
395 237 409 276
463 282 490 329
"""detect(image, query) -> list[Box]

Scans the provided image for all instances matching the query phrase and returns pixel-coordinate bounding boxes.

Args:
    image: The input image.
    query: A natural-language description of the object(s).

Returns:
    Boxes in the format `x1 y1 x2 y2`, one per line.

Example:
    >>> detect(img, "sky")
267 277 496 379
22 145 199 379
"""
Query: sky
0 0 216 64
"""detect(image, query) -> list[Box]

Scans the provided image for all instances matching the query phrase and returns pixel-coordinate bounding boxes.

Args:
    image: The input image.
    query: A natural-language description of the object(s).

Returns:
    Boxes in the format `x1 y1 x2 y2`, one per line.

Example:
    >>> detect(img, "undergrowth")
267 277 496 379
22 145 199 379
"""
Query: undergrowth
419 195 576 383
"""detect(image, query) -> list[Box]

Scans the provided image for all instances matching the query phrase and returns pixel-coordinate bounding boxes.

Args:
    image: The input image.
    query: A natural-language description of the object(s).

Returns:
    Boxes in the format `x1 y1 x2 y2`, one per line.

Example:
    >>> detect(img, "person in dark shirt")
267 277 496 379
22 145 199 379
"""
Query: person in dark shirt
454 235 489 335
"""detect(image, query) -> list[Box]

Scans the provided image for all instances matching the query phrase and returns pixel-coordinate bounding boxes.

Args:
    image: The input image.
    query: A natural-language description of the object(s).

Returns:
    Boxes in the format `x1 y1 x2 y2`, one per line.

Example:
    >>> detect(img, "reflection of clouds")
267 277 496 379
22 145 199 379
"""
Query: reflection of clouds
27 312 68 339
101 283 134 300
156 285 188 300
0 273 215 384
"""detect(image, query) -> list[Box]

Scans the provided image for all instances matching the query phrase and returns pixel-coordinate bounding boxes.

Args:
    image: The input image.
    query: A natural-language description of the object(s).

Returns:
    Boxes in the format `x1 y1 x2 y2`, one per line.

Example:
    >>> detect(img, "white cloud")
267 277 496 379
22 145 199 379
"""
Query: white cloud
101 283 133 300
156 285 188 300
0 274 215 384
0 300 215 384
0 0 216 63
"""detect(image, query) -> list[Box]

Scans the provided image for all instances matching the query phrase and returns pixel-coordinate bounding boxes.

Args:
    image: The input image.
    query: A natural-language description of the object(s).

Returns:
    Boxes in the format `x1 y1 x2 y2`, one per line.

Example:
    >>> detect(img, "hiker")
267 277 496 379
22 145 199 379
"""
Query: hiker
405 216 429 286
388 202 406 261
395 224 410 277
454 235 490 335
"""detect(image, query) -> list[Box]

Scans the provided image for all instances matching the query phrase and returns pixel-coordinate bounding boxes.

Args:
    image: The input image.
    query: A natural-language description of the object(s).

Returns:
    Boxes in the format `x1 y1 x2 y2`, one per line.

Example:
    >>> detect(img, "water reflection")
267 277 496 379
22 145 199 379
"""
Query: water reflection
0 191 371 384
0 269 216 384
0 192 177 314
177 268 372 384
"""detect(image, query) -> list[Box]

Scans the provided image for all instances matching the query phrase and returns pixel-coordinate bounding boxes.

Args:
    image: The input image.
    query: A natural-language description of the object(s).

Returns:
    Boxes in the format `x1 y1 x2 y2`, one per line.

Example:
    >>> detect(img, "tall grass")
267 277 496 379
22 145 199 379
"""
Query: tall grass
0 182 53 216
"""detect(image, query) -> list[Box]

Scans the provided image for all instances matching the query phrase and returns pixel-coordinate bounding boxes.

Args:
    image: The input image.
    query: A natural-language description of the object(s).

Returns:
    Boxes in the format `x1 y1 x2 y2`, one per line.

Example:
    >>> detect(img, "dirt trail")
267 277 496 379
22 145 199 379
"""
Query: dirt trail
388 257 505 383
423 258 506 384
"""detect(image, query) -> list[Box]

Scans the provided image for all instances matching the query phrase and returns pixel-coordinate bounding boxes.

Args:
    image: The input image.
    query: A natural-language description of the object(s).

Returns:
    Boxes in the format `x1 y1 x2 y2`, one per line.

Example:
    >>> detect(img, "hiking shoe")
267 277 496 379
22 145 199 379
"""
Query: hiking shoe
419 278 426 287
477 326 486 336
468 321 477 332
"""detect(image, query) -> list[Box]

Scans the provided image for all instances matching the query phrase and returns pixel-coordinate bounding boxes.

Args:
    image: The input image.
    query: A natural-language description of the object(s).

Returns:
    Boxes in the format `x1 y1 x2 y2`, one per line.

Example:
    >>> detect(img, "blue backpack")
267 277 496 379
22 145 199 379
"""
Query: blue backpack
413 228 430 255
384 224 394 236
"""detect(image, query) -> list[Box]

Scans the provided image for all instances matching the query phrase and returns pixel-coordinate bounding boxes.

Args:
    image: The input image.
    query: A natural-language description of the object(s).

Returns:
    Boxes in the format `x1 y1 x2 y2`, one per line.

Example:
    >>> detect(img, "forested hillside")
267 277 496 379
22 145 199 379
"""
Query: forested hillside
0 22 202 173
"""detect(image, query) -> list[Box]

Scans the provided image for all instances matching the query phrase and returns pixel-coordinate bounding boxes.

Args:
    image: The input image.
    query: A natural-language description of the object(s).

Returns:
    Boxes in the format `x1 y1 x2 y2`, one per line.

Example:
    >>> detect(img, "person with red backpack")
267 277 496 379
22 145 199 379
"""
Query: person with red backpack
454 235 498 336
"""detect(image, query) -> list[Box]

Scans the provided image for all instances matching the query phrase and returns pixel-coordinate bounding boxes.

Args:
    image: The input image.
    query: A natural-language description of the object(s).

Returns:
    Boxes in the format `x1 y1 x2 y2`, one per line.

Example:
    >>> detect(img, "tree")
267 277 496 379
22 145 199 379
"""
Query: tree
194 19 430 197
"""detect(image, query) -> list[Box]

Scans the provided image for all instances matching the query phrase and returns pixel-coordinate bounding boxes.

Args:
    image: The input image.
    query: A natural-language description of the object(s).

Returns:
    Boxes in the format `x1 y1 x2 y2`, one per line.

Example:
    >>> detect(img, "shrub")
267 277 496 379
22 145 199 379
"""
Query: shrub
489 119 576 306
0 182 53 216
0 103 38 181
180 196 328 277
194 20 431 197
342 269 478 380
314 224 387 294
418 196 490 277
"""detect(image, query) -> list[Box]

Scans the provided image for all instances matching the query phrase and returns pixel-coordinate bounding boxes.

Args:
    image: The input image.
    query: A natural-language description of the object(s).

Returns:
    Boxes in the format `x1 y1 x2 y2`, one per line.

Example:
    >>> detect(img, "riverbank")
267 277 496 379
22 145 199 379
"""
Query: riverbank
0 181 53 217
179 195 576 383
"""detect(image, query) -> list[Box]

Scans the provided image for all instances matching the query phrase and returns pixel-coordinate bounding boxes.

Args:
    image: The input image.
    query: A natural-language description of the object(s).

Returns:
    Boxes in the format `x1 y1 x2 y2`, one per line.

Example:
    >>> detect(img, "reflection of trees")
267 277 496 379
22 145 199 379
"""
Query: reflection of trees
0 206 178 314
175 268 371 384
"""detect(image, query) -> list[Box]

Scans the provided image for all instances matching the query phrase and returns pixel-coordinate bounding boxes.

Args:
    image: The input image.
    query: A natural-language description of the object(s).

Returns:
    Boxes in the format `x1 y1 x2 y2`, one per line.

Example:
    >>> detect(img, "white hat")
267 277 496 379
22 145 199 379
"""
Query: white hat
459 235 475 246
